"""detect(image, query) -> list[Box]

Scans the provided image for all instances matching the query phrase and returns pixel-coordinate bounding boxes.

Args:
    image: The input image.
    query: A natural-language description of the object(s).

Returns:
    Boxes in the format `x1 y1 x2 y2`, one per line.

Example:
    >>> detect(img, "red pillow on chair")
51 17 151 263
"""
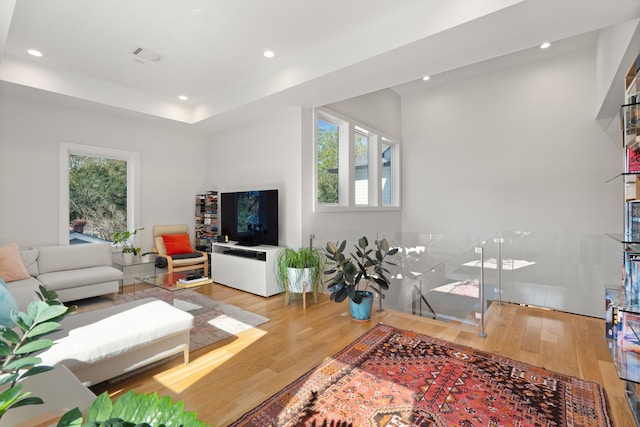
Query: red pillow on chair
162 234 193 255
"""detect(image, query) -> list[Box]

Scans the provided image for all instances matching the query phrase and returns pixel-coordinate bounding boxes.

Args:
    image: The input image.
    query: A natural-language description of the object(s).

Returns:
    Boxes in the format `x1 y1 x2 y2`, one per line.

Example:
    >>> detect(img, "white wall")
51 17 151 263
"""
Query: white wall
0 85 208 250
205 107 303 247
401 47 621 236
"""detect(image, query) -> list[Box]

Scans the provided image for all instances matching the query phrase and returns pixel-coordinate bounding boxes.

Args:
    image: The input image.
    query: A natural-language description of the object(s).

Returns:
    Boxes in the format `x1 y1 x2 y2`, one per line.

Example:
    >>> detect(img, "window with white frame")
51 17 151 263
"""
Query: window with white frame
314 108 400 211
59 142 140 245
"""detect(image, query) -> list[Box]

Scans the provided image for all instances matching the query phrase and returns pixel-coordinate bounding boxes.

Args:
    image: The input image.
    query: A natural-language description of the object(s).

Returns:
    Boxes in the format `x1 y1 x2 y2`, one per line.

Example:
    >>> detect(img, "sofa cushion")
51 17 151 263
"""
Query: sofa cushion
0 278 18 327
19 248 39 277
4 277 40 311
38 243 112 274
38 297 193 370
0 243 31 282
37 266 122 291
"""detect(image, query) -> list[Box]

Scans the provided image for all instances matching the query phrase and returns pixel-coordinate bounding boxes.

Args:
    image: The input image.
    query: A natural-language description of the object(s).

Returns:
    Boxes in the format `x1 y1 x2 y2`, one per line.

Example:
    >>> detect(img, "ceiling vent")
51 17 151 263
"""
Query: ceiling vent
131 47 164 63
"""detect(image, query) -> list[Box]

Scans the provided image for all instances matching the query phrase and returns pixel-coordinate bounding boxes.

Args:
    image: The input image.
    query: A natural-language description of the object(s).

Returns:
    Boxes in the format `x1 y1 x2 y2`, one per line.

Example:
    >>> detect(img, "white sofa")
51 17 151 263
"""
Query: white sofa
8 243 123 309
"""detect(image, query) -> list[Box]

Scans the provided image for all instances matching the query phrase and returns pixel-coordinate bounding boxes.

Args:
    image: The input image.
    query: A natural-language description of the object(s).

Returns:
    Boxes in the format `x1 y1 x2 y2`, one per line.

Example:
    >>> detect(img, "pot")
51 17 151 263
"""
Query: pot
122 252 134 265
349 290 374 321
287 267 313 293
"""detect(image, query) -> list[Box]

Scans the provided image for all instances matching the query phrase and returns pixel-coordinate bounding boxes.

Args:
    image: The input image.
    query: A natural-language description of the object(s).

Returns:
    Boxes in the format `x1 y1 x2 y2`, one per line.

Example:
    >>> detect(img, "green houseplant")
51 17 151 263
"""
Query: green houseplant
324 236 398 320
113 227 144 264
275 247 325 305
0 283 210 426
0 285 75 420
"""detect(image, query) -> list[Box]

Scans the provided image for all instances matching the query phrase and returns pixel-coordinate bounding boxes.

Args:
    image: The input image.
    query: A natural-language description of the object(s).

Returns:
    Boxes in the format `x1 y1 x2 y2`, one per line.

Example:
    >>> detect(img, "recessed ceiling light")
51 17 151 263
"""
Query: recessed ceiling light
178 95 188 101
27 49 43 57
540 42 551 49
263 50 275 58
422 75 431 81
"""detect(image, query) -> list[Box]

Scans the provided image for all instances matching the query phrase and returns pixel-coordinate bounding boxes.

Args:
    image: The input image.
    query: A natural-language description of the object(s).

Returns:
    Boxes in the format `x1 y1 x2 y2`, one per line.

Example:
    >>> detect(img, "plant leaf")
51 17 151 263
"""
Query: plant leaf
56 407 84 427
0 327 20 343
4 356 42 371
0 383 23 410
0 340 11 356
34 305 68 323
0 373 18 386
15 338 54 354
85 392 114 422
20 365 53 379
26 321 61 338
9 396 44 409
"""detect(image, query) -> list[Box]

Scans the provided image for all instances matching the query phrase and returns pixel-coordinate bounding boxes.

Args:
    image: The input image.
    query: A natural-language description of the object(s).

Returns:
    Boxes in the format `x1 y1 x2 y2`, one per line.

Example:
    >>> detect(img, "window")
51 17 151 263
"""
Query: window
316 117 341 204
354 127 369 205
314 108 400 211
59 142 140 245
381 140 394 206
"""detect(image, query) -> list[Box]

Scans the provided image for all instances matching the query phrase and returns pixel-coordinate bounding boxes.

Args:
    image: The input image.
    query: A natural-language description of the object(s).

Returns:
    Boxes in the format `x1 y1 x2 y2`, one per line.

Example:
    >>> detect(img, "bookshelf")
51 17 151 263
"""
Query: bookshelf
195 191 219 253
607 54 640 425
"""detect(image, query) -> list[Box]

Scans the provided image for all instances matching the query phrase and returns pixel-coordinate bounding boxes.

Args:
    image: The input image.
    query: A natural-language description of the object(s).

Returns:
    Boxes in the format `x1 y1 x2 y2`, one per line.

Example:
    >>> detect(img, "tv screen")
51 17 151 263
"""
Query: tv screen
221 190 278 246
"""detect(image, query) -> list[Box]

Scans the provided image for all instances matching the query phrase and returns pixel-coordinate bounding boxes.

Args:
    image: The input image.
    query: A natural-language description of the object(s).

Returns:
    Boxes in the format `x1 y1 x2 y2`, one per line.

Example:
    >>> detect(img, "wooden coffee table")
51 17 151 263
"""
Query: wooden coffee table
134 270 212 304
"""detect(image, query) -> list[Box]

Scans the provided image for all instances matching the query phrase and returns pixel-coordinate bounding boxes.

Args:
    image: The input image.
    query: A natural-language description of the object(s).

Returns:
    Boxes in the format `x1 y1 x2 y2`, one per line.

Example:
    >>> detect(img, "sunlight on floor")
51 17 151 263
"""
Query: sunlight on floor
152 327 268 393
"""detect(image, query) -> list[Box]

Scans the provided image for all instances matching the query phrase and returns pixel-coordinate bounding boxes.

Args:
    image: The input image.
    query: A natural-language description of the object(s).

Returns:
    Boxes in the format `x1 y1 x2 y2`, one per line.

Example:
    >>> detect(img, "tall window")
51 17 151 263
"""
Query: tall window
60 142 140 245
381 140 393 206
68 154 127 243
354 127 369 205
316 117 341 204
314 108 400 211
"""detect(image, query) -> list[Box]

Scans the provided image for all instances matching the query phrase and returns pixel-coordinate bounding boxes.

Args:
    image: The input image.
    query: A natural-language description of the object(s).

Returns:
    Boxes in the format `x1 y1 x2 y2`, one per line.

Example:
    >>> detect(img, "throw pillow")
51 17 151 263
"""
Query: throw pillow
0 278 18 328
0 242 31 282
162 234 193 255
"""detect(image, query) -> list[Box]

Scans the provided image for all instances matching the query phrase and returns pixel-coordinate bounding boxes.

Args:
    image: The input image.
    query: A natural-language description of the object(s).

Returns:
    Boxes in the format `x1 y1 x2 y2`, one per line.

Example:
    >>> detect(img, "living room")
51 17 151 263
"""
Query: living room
1 1 640 425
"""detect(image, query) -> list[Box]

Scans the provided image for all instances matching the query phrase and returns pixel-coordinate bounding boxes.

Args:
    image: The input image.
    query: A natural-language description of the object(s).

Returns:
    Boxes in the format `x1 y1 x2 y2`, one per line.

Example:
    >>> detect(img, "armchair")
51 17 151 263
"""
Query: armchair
153 225 209 275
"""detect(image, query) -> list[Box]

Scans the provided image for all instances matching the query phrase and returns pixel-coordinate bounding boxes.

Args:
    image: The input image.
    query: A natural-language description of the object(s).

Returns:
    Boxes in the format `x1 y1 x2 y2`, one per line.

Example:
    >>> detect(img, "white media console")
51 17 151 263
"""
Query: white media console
211 242 281 297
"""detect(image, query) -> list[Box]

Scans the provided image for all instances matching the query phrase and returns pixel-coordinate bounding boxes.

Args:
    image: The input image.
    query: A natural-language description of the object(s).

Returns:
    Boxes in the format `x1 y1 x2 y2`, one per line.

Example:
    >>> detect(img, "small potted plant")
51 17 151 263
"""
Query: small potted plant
112 227 143 264
324 236 399 321
275 246 325 306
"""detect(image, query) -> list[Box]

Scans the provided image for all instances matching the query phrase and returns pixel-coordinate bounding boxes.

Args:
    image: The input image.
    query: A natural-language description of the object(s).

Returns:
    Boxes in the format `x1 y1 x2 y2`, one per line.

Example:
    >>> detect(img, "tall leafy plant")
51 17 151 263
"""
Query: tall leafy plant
324 236 399 304
0 283 211 426
0 285 75 419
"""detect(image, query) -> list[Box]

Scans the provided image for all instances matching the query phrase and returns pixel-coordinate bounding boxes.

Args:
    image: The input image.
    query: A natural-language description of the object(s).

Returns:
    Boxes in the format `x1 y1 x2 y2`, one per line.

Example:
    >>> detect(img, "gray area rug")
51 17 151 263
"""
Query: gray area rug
73 288 270 352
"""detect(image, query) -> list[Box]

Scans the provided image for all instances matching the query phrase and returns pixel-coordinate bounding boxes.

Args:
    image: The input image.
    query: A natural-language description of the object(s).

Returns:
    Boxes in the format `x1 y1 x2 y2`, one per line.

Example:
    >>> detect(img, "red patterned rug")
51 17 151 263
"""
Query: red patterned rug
230 323 612 427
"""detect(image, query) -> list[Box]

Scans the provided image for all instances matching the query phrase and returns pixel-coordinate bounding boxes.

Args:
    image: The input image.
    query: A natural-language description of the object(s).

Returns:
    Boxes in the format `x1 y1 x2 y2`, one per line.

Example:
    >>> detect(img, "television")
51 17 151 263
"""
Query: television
220 190 279 246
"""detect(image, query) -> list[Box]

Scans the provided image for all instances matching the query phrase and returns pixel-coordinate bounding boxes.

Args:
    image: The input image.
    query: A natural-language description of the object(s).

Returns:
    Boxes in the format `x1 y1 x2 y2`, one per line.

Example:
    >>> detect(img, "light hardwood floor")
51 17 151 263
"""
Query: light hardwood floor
92 284 636 426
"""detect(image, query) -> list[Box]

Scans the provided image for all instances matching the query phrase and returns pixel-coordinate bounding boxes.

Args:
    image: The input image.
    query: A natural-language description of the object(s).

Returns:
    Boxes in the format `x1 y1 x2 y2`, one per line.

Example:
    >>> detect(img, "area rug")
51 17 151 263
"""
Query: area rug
230 323 612 427
73 288 270 352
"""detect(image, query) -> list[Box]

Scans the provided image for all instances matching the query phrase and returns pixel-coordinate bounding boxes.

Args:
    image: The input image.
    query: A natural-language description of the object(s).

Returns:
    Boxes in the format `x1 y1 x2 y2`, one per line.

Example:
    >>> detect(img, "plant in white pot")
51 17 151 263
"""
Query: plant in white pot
112 227 143 265
275 246 325 307
324 236 399 321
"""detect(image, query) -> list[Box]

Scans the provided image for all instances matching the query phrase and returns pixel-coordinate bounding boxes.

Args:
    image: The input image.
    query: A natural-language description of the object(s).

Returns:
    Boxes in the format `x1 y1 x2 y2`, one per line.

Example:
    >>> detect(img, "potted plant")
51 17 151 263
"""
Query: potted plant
324 236 399 321
112 227 143 264
0 284 75 420
0 283 210 427
275 246 325 305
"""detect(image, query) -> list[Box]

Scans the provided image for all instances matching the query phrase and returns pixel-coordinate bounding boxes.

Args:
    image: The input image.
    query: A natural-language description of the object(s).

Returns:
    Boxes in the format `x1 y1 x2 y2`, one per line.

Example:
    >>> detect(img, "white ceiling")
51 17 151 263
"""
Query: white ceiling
1 0 639 133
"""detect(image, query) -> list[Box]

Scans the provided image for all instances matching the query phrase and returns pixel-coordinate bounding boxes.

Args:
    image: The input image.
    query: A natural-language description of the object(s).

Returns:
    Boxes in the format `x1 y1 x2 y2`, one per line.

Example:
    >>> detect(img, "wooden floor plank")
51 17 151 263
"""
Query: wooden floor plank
90 284 636 426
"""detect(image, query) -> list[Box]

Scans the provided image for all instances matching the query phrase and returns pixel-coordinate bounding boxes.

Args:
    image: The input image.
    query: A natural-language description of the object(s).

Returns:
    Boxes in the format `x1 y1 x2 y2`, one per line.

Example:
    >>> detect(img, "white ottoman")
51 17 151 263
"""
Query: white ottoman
38 297 194 386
